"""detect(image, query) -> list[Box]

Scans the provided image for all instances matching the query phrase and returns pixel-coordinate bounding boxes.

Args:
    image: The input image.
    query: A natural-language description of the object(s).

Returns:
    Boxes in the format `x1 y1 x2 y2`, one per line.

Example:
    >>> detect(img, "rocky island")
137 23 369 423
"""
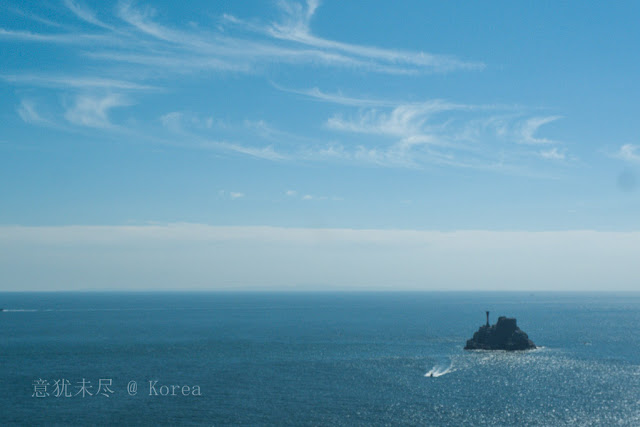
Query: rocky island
464 311 536 351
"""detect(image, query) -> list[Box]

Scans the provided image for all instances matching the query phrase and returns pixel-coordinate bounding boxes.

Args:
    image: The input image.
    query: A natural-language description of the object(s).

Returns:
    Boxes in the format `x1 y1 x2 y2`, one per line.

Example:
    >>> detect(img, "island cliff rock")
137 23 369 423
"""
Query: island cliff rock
464 316 536 351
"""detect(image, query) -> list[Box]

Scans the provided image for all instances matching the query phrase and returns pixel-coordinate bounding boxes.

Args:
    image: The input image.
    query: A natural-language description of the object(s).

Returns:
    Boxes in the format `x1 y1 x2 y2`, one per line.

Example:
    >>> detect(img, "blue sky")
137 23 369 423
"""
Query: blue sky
1 1 640 290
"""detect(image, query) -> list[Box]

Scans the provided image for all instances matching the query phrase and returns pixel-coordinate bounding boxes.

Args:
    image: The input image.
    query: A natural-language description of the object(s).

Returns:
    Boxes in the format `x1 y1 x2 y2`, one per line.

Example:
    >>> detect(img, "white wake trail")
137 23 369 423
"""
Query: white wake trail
425 361 455 378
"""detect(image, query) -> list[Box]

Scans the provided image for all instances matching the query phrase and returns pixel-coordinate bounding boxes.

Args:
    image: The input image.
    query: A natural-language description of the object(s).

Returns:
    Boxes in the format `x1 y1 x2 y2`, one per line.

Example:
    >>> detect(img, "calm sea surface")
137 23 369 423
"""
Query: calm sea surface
1 292 639 425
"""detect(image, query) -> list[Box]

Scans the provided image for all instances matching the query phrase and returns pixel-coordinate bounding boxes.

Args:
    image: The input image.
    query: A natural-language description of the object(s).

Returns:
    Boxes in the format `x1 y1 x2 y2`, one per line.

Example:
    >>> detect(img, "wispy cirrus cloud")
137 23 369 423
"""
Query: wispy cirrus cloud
285 190 343 202
287 86 565 161
517 116 562 144
218 190 245 200
64 93 130 128
612 144 640 163
159 111 184 132
3 0 481 75
2 74 155 90
147 83 567 171
263 0 483 73
3 4 67 29
116 1 183 42
17 99 50 125
211 141 286 161
0 27 107 43
1 1 566 173
327 100 470 138
274 85 398 107
539 147 565 160
157 111 288 161
276 87 569 171
64 0 114 30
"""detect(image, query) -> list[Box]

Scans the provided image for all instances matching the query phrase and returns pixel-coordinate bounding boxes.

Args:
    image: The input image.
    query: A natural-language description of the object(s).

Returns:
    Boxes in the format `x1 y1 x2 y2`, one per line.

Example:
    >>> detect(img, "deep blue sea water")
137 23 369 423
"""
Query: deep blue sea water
1 292 640 426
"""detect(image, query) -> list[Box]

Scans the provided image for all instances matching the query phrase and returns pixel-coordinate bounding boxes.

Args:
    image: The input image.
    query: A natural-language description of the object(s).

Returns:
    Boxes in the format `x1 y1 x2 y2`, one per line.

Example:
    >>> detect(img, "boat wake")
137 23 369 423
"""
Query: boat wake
425 361 455 378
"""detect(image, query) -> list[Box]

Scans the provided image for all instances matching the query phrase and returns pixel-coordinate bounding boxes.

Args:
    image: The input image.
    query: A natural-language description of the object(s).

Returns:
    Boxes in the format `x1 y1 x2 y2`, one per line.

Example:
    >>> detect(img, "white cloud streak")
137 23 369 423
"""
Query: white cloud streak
319 100 567 169
3 1 482 75
540 147 565 160
518 116 562 144
327 100 469 138
4 5 68 29
64 93 130 128
1 2 567 172
2 74 155 90
17 99 49 125
612 144 640 163
215 142 286 161
0 28 113 44
155 111 288 161
64 0 114 30
265 0 483 73
160 111 183 132
275 85 399 107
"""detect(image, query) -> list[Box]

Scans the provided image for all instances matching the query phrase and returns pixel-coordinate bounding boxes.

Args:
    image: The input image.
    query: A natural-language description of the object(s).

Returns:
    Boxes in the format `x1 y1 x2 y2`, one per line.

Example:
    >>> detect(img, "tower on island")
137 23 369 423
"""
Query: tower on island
465 313 536 351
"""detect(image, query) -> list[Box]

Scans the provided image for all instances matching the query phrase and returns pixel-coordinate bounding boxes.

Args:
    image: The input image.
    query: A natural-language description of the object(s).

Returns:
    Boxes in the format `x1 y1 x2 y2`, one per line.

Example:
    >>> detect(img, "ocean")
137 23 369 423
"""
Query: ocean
1 292 639 425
